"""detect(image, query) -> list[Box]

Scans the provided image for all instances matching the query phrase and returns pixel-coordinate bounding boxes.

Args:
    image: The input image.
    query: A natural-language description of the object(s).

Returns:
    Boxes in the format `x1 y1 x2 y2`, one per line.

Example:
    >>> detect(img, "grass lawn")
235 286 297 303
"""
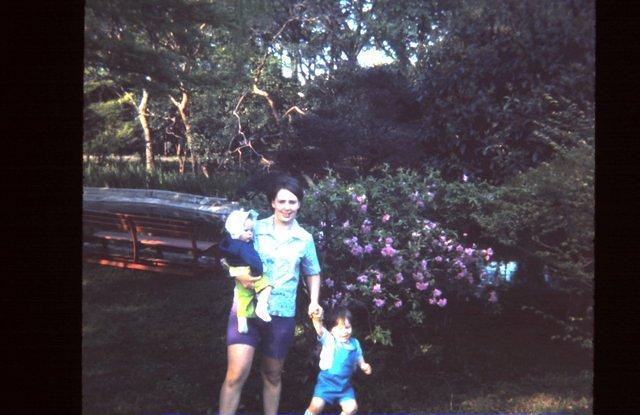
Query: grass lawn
83 264 592 414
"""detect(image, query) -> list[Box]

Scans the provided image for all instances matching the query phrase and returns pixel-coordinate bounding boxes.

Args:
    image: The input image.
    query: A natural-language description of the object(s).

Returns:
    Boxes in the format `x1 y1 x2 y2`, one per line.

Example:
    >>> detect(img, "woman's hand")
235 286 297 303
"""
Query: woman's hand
235 274 262 289
360 362 372 375
308 302 323 319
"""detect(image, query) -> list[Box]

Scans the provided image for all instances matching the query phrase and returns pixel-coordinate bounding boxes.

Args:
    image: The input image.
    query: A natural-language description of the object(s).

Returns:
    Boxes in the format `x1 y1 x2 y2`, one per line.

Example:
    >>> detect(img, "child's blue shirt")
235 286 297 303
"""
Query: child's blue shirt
318 330 363 378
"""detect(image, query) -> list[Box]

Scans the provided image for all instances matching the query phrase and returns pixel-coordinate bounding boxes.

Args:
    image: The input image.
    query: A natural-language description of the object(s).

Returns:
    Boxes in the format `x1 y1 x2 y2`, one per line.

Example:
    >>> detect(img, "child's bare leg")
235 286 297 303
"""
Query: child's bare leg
339 399 357 415
304 397 326 415
237 316 248 333
255 286 272 322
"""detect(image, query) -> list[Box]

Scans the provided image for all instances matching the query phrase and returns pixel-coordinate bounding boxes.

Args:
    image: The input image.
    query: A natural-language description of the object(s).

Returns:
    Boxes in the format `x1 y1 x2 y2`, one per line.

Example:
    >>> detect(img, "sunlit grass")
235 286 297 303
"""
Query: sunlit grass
83 157 249 199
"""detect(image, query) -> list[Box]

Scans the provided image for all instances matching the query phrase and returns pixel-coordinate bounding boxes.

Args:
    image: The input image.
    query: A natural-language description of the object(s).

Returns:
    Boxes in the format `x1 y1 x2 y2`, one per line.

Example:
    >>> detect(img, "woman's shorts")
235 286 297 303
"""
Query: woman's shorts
226 310 295 360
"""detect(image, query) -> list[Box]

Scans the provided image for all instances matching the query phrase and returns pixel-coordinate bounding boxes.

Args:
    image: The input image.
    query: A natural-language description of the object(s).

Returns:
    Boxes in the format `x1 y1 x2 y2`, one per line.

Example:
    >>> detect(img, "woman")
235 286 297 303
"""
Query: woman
219 175 323 415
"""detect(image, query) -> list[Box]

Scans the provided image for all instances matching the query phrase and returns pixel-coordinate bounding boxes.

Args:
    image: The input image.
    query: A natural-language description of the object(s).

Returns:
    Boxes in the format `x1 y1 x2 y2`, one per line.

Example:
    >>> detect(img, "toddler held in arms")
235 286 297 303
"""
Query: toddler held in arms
304 307 372 415
218 209 272 333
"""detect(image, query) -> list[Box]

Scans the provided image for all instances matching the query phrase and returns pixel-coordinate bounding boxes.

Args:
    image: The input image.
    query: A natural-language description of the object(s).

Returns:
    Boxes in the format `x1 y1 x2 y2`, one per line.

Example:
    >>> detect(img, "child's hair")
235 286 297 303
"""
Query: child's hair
328 307 353 327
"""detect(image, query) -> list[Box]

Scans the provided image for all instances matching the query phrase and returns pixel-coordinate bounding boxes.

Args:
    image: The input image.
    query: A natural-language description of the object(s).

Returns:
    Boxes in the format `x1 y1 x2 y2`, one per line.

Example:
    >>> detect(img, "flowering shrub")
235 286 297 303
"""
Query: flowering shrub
299 167 496 345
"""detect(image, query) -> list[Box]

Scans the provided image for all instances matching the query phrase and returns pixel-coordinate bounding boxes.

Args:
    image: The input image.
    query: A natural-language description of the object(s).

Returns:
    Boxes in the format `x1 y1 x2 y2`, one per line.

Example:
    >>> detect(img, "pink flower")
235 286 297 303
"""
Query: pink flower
372 283 382 294
373 298 385 307
382 214 391 222
428 298 436 305
364 244 373 254
435 256 443 262
485 248 494 261
462 174 468 182
373 270 383 281
456 245 464 253
416 200 425 208
488 291 498 303
360 204 368 213
380 245 397 257
432 288 442 297
385 237 394 245
356 194 366 204
395 273 404 284
464 248 475 256
437 298 447 307
420 259 428 270
351 245 364 257
342 220 350 228
345 284 355 291
412 272 425 281
357 274 368 283
324 278 334 288
416 282 429 291
343 236 358 246
394 299 403 308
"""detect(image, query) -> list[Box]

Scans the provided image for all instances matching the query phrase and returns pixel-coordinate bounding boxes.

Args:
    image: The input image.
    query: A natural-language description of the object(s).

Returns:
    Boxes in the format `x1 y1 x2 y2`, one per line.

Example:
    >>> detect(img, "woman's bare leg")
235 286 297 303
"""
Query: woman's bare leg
261 356 285 415
219 344 255 415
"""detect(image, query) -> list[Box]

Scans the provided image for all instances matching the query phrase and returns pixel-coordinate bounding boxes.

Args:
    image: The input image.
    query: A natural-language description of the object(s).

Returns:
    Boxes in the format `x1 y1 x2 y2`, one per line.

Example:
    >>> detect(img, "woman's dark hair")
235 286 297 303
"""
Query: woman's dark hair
328 307 353 327
266 174 304 203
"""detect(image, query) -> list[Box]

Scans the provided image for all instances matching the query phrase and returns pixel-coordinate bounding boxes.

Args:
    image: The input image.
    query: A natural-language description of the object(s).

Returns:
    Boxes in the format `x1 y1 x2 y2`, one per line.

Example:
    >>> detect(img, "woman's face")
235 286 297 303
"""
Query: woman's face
271 188 300 225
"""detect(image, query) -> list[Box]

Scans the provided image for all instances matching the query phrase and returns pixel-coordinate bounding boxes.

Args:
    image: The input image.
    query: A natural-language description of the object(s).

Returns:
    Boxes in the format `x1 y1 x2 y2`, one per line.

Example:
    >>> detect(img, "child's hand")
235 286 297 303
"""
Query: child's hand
310 310 323 321
360 362 372 375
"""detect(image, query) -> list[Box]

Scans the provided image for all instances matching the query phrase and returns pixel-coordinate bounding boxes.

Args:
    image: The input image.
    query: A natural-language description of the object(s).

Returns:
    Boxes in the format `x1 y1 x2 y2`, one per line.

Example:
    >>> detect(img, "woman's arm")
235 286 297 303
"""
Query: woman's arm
305 274 323 318
225 260 262 289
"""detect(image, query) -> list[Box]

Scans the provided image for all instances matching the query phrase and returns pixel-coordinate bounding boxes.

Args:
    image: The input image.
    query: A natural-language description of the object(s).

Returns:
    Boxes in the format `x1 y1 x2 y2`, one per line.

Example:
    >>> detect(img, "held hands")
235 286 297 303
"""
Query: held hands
308 302 323 320
360 362 372 375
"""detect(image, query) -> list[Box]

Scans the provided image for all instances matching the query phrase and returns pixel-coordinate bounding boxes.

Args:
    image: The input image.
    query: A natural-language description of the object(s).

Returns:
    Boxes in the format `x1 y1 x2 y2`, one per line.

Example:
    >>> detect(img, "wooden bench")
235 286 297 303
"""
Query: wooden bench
83 209 220 276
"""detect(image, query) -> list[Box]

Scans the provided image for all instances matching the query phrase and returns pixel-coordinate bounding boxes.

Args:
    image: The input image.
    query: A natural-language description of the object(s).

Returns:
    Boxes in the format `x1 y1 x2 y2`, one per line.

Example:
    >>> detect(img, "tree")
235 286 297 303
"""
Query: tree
414 0 595 183
283 65 421 178
84 0 237 173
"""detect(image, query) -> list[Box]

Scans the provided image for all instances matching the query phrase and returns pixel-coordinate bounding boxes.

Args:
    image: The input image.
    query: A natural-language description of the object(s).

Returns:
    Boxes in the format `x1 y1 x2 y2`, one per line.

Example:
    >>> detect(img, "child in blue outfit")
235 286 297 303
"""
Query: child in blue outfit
305 307 372 415
218 209 272 333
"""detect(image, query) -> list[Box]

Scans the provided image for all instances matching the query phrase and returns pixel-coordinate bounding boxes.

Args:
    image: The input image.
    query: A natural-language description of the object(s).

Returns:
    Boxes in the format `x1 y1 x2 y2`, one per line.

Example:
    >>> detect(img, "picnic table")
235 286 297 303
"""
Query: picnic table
83 187 239 276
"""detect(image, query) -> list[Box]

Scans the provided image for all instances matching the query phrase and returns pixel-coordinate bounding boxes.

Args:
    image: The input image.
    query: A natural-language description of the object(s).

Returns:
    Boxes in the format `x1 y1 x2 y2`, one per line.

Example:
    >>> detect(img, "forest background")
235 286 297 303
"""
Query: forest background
83 0 594 413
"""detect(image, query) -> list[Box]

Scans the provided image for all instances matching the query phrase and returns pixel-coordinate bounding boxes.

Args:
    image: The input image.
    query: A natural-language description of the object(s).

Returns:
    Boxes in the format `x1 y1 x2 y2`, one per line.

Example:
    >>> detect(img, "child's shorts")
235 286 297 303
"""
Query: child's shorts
312 370 355 405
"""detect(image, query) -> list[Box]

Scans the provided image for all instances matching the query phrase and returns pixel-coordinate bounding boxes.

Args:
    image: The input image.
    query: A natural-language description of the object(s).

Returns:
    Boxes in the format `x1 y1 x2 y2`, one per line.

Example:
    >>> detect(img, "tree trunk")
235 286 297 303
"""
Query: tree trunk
138 89 155 172
176 142 186 174
170 91 197 174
